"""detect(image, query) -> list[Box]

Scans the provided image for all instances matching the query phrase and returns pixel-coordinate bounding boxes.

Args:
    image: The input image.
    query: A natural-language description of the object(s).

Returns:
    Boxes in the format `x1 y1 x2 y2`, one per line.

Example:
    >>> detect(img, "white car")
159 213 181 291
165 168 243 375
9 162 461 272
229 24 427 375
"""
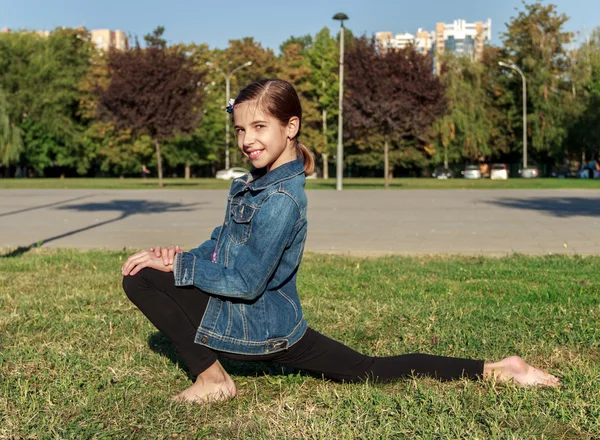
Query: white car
462 165 482 179
490 163 508 180
215 167 249 180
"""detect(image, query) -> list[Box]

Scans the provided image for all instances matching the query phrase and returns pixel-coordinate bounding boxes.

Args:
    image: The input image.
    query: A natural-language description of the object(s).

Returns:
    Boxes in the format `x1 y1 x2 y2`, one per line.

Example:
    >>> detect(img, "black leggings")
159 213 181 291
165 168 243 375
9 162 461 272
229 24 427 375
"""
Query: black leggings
122 268 484 383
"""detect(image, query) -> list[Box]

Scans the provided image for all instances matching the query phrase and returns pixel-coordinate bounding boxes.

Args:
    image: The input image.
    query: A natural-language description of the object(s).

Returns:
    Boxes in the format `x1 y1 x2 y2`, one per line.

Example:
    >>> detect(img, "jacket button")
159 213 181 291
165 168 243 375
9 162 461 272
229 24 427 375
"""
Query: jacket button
200 336 209 344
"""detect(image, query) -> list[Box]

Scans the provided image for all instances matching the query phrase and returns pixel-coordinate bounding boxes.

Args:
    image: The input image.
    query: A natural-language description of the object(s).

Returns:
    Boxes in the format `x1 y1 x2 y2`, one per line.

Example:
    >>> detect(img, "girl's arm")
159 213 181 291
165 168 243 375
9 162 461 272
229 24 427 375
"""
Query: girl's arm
172 192 301 300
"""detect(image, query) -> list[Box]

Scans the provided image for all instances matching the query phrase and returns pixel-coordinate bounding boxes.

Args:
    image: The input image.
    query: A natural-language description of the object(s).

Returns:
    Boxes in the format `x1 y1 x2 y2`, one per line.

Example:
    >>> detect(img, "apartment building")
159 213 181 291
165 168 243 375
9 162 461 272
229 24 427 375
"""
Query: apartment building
376 29 432 54
90 29 129 51
376 18 491 70
434 19 491 61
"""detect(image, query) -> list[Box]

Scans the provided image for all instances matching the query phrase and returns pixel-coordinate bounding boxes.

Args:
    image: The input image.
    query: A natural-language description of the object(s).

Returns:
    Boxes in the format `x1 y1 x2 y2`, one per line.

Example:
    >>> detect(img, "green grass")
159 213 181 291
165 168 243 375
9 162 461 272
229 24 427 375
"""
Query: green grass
1 250 599 439
1 177 599 190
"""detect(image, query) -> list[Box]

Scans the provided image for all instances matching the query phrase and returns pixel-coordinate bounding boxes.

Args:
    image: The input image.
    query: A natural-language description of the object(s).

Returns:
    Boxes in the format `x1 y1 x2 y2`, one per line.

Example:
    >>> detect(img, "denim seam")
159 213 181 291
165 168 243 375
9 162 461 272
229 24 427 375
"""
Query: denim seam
277 289 299 321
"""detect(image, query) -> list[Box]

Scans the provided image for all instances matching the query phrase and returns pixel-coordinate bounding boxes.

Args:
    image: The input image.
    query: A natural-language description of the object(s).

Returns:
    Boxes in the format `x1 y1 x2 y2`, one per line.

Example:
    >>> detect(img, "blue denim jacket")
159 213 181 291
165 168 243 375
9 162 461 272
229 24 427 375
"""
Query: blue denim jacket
173 157 308 355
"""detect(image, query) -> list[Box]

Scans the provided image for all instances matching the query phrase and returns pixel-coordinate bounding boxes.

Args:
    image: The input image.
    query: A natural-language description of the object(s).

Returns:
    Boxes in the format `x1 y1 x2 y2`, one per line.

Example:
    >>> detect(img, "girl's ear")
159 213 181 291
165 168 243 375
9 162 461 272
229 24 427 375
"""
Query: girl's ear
287 116 300 139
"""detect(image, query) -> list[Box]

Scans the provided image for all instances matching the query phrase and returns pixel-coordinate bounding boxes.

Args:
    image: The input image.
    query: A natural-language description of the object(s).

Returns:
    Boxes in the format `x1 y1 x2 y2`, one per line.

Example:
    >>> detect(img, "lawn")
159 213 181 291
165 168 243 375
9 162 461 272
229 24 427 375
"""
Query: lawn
1 250 598 439
1 177 599 190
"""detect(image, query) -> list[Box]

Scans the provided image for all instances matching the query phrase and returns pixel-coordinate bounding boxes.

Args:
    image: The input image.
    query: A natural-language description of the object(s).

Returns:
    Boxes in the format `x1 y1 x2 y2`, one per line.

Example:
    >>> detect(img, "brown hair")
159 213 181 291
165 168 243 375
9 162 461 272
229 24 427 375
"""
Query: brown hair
232 79 314 176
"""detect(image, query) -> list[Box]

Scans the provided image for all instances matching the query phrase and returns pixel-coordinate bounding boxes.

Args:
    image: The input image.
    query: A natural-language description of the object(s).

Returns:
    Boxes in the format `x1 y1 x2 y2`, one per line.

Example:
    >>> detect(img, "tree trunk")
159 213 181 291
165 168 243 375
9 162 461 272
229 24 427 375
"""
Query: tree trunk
444 145 449 169
322 109 329 179
154 138 163 188
384 137 389 189
321 153 329 180
185 159 191 180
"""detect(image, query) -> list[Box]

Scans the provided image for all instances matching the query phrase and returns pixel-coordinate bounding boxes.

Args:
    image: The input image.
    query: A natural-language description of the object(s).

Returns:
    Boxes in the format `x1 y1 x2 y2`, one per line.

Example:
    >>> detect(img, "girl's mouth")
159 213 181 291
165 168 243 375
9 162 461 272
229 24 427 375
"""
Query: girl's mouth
248 150 264 160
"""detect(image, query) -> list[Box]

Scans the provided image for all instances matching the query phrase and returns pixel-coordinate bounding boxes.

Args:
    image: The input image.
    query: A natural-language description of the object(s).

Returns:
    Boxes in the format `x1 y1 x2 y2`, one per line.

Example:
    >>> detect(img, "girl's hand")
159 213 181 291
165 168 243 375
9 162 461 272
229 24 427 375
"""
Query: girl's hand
121 250 174 276
149 245 183 266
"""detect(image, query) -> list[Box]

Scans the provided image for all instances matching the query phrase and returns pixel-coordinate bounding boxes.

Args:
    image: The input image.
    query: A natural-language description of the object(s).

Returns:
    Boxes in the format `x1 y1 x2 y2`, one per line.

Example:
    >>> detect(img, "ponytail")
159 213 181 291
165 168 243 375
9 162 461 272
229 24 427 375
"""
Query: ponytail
297 143 315 176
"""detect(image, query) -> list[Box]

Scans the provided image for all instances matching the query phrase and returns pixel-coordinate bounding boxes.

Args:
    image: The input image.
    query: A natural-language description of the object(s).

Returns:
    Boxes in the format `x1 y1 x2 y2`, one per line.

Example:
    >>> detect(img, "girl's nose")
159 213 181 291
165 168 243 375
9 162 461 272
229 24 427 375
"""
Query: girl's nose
243 132 255 147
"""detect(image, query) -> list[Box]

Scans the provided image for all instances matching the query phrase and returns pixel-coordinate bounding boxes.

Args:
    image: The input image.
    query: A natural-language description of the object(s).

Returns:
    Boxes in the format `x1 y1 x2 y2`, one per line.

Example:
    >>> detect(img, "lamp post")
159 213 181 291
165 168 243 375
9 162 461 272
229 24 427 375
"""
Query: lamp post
206 60 252 169
498 61 527 169
333 12 348 191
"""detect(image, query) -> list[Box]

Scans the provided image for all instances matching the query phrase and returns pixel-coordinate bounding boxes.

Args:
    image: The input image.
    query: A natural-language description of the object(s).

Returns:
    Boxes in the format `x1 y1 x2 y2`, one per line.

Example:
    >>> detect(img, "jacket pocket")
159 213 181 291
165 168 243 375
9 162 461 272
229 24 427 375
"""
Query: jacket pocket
228 202 257 244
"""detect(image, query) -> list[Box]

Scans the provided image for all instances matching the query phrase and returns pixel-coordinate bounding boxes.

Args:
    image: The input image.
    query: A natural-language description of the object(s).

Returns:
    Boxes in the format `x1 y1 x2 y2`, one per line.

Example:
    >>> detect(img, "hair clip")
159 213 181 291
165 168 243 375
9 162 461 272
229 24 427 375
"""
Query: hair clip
226 98 235 114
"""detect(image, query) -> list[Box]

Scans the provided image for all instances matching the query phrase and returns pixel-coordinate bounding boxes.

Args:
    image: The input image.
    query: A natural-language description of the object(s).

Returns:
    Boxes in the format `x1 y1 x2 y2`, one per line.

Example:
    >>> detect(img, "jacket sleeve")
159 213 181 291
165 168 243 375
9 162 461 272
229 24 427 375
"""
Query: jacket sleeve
173 192 300 300
187 225 222 261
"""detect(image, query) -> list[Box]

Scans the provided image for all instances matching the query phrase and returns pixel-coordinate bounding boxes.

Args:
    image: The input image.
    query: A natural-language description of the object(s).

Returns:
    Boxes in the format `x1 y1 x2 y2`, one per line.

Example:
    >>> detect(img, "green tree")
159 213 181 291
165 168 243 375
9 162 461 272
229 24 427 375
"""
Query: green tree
305 27 339 178
0 28 94 175
204 38 279 168
0 87 23 169
501 1 574 163
433 54 494 167
565 28 600 165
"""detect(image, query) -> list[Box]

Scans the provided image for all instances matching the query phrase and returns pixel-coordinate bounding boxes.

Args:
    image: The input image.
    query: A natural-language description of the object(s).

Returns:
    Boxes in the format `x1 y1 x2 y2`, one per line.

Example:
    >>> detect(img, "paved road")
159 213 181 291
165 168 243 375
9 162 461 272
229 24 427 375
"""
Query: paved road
1 189 599 255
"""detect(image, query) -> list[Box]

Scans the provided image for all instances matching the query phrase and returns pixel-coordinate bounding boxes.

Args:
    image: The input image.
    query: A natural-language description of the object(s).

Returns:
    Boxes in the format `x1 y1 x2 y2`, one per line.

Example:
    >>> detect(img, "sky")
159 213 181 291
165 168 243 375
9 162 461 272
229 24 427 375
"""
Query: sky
1 0 598 52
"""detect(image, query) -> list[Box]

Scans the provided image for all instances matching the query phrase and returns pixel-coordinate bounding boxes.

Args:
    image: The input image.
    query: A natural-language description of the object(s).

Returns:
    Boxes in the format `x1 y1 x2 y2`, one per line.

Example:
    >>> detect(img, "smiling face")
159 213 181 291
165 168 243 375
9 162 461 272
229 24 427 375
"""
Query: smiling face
233 101 299 172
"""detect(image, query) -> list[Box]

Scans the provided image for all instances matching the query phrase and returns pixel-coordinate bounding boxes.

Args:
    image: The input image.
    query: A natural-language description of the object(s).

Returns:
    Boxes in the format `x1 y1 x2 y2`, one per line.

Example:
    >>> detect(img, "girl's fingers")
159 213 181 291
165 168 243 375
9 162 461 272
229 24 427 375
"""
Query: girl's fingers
154 247 162 258
129 260 150 276
168 248 176 265
123 251 151 275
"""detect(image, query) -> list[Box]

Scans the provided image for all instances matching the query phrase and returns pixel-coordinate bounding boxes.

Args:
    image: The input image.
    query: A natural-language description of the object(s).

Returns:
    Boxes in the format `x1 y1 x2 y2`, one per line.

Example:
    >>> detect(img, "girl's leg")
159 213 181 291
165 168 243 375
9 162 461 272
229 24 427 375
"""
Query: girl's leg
271 328 482 383
122 268 236 402
271 328 559 386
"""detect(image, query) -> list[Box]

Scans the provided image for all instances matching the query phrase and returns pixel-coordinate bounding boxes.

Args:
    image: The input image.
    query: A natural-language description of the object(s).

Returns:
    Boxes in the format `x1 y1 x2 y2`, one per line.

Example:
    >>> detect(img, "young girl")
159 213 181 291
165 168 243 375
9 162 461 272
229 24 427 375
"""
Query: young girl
121 79 560 403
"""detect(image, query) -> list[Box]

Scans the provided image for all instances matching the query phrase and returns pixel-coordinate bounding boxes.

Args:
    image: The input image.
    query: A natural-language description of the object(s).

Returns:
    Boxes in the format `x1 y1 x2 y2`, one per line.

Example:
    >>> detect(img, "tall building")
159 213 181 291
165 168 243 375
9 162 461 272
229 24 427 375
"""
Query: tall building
415 29 433 54
433 19 491 60
90 29 129 51
376 18 491 71
376 30 432 53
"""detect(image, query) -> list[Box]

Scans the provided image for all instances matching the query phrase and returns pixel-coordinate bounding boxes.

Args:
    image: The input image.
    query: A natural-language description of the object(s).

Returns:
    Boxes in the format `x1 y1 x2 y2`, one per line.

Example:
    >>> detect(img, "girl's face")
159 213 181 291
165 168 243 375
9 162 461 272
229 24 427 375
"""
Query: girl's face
233 102 299 172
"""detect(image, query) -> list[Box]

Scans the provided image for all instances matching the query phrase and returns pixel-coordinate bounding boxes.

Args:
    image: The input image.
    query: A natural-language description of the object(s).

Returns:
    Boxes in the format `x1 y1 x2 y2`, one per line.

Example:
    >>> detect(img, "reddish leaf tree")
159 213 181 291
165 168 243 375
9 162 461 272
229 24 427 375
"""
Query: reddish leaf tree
97 28 205 187
345 37 446 187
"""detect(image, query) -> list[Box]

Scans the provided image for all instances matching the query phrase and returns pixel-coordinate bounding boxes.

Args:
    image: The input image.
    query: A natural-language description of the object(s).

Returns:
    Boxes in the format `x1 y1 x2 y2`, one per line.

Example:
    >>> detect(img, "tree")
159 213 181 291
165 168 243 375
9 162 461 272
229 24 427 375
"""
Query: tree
0 87 23 169
501 1 574 163
203 38 279 168
565 27 600 165
97 27 206 187
0 28 95 175
433 54 494 167
345 37 446 187
305 27 339 178
277 42 322 174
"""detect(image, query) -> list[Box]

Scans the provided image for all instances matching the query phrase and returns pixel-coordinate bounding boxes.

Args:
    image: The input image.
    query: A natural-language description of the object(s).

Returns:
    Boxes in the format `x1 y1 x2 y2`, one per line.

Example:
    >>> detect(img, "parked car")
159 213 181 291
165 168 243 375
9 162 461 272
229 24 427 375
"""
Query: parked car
215 167 249 180
519 166 539 178
432 167 453 179
461 165 482 179
490 163 508 180
552 166 575 178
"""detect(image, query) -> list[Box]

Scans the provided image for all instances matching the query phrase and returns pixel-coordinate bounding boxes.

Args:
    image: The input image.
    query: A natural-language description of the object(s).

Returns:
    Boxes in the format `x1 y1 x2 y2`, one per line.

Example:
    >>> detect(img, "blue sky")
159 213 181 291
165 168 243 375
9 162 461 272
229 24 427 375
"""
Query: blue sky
1 0 598 51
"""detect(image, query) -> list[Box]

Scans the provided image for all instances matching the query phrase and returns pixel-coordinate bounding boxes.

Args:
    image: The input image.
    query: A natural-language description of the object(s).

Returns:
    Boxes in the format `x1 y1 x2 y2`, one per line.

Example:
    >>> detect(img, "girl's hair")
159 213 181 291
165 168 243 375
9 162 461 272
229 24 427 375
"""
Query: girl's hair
233 79 315 176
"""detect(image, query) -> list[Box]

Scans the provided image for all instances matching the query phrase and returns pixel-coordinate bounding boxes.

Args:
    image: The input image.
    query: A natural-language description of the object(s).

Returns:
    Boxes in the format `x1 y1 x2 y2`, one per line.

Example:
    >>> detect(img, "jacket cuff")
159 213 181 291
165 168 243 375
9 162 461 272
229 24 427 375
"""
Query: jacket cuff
173 252 196 286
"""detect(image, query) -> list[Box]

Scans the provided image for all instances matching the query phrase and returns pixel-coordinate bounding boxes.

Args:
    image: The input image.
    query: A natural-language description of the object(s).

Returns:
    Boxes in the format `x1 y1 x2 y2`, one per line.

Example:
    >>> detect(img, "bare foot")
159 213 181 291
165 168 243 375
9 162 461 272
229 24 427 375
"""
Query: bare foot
484 356 561 387
172 360 236 404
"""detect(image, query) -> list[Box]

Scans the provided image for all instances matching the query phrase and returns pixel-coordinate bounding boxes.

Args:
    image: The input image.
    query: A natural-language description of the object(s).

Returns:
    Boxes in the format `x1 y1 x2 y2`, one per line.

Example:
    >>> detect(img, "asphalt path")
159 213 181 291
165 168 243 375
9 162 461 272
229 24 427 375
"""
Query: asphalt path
1 189 599 256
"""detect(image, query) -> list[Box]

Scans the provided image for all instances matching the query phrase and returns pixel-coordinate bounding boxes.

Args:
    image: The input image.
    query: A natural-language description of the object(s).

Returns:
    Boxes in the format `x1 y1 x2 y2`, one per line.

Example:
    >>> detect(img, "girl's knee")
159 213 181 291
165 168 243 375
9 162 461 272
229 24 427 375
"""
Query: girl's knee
122 271 146 301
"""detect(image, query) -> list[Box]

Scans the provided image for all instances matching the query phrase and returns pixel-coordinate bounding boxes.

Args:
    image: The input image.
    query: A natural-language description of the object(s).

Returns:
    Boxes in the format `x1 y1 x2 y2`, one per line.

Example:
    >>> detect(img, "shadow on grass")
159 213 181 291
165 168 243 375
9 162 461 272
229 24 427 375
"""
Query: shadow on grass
2 199 203 258
487 197 600 218
148 332 314 382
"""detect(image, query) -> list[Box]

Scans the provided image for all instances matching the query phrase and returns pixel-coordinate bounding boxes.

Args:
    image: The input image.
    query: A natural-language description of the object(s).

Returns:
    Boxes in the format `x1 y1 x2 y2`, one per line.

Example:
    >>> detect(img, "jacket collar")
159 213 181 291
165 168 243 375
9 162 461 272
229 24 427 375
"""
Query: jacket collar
231 157 305 194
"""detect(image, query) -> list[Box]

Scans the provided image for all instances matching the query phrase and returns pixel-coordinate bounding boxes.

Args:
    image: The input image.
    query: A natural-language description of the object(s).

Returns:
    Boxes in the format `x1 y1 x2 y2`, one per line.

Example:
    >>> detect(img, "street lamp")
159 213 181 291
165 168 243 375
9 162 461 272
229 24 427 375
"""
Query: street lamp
498 61 528 169
333 12 348 191
206 60 253 169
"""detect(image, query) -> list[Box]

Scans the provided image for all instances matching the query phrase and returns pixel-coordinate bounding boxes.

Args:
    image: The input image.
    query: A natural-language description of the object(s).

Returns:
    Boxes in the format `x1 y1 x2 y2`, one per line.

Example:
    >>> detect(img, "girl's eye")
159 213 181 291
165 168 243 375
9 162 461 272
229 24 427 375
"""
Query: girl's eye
255 125 264 129
235 128 244 134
